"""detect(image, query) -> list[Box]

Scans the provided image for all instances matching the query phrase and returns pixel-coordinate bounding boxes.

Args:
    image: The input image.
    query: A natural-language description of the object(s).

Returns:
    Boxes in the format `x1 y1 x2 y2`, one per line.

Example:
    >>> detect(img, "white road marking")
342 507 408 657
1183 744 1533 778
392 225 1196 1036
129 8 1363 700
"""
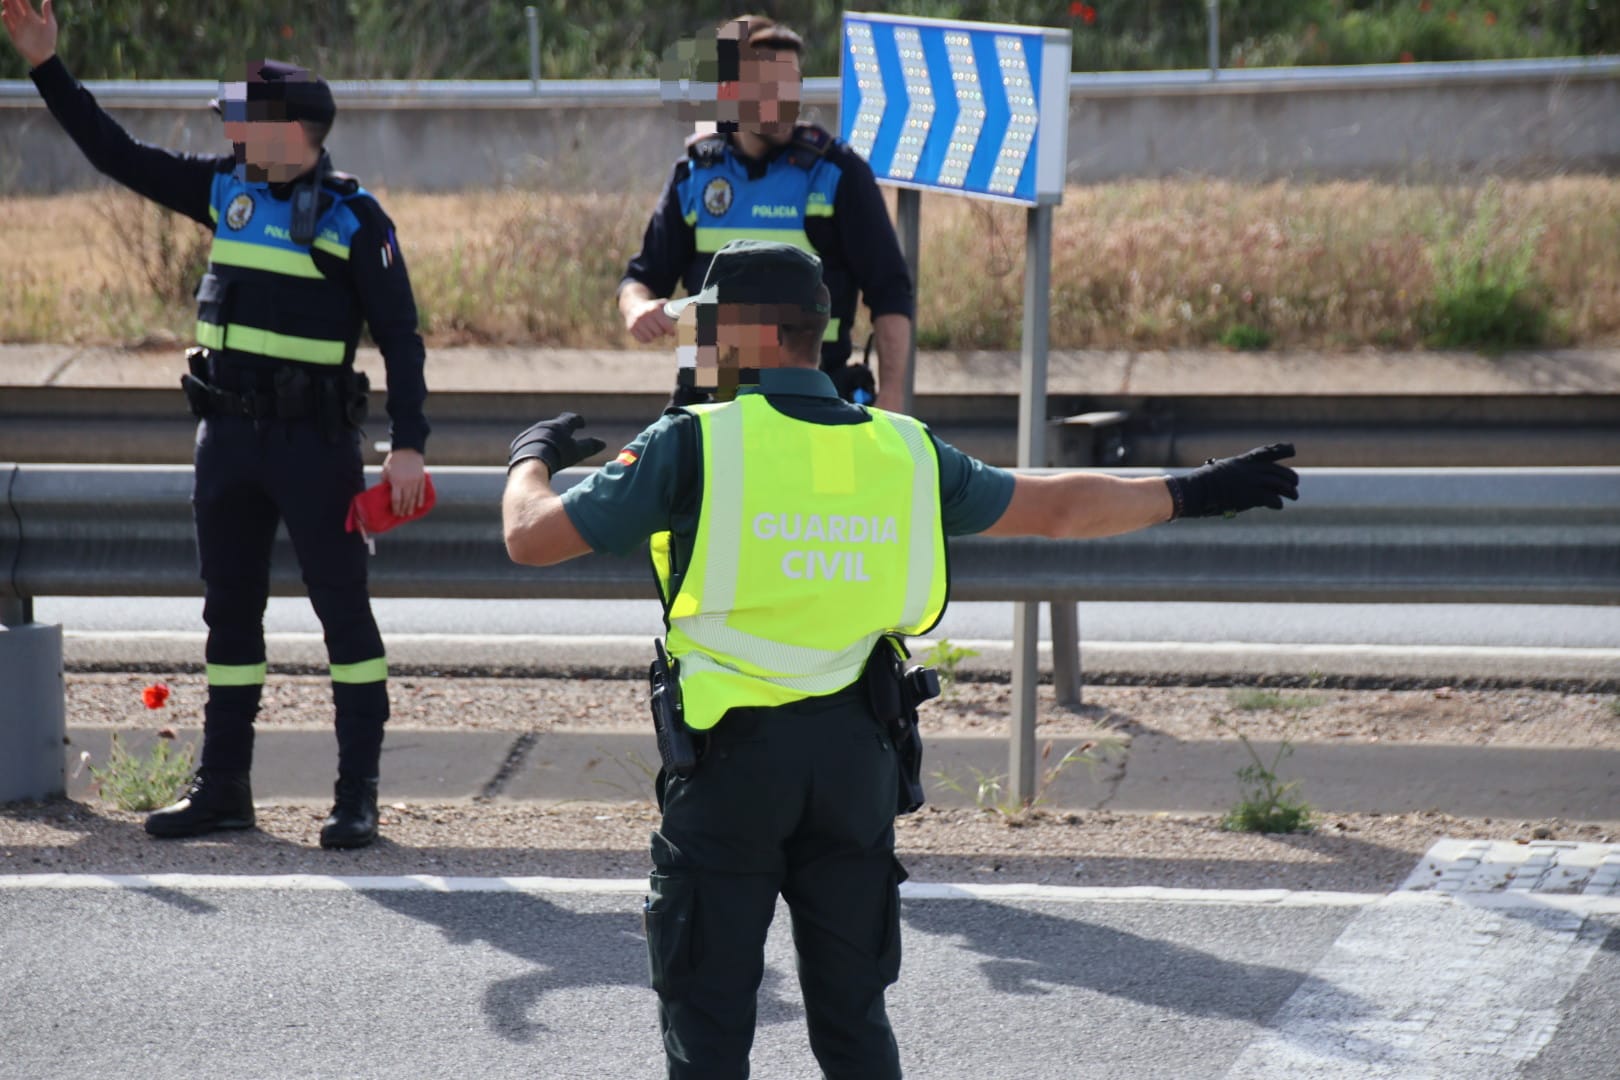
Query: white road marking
1226 841 1620 1078
3 872 1619 916
0 873 1377 905
1402 838 1620 896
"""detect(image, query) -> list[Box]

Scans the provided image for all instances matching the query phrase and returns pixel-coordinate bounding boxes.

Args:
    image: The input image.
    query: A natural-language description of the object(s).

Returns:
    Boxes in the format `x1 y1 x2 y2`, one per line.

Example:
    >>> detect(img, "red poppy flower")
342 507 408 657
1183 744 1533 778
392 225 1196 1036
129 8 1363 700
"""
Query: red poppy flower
142 682 171 710
1070 2 1096 24
1484 12 1497 26
1419 0 1432 11
1400 51 1416 63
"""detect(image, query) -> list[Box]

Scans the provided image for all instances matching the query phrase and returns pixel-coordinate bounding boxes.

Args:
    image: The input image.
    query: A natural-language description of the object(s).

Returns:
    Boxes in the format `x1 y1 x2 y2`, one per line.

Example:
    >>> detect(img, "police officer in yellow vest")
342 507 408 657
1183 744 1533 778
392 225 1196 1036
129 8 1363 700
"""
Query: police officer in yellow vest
4 0 429 848
502 240 1299 1079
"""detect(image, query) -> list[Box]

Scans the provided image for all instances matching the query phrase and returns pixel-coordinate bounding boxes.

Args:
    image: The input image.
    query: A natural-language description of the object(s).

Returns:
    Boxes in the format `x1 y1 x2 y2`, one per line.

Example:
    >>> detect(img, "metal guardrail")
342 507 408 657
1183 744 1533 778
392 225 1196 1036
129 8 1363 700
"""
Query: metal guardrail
2 56 1616 108
3 464 1617 609
4 461 1614 805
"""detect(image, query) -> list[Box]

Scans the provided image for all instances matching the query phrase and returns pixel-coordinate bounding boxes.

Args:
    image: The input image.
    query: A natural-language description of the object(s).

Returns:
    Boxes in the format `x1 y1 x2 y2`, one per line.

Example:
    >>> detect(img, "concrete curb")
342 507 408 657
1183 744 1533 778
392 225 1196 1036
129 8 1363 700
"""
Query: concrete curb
61 724 1620 820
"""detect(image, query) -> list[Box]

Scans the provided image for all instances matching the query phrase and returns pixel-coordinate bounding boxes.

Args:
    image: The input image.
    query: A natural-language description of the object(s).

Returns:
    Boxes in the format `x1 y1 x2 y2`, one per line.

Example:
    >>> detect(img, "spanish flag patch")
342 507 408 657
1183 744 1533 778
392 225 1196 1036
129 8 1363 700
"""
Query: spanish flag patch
615 449 639 467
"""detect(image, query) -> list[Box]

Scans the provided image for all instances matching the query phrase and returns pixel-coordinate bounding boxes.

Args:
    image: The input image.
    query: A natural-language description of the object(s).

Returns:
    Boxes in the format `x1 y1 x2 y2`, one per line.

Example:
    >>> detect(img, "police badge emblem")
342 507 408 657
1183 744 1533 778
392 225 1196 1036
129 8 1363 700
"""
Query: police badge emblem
224 193 255 231
702 177 733 217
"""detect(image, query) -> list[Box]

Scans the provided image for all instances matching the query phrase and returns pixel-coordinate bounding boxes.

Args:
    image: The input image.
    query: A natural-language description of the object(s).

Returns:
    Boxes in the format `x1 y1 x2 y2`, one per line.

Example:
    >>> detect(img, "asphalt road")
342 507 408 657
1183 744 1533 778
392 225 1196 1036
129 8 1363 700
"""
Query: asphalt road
35 597 1620 649
2 879 1616 1080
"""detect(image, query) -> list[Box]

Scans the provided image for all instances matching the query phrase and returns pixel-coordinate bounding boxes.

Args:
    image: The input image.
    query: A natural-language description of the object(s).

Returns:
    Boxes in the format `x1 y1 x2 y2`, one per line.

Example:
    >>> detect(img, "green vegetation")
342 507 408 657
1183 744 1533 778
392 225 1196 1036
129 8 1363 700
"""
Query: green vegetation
1421 185 1553 349
88 732 196 812
1212 715 1314 834
932 739 1107 820
3 1 1613 81
1219 323 1273 350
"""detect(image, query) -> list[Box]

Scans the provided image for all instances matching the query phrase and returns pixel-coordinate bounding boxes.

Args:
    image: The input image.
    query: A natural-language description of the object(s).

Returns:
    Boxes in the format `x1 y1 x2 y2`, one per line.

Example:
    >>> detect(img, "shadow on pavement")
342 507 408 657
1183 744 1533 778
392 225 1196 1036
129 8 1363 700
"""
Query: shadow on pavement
362 889 804 1044
900 899 1389 1065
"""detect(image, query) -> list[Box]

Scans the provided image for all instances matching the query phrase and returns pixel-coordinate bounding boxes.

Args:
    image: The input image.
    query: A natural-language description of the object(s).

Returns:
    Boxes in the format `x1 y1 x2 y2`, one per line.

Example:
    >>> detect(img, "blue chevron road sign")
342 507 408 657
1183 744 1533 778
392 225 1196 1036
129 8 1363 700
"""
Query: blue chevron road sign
839 13 1071 206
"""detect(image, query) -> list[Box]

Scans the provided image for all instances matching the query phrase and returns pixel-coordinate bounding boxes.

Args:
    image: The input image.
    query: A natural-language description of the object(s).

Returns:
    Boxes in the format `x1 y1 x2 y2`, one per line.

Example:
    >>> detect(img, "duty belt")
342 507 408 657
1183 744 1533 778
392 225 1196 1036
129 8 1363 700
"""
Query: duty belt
180 347 368 433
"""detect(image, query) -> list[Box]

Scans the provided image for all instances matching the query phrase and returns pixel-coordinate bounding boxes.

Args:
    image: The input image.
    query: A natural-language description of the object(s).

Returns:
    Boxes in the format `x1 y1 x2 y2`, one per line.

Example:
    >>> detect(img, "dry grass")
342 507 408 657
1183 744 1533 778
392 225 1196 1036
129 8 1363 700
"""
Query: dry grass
4 178 1618 351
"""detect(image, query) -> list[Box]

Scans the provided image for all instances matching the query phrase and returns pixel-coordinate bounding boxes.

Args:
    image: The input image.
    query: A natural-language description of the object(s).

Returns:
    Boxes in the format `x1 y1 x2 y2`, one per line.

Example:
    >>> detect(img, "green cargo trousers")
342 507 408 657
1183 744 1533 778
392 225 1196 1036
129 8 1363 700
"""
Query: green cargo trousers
644 683 908 1080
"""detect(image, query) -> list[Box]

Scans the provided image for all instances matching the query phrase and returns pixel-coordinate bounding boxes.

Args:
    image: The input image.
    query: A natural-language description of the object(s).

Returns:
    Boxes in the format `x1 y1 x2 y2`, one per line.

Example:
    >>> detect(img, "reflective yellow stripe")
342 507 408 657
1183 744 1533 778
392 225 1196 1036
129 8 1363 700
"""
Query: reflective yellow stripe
805 203 834 217
193 322 346 365
208 237 323 279
695 227 812 254
822 316 841 343
330 657 388 684
207 662 267 687
683 210 698 226
312 237 350 260
209 206 219 223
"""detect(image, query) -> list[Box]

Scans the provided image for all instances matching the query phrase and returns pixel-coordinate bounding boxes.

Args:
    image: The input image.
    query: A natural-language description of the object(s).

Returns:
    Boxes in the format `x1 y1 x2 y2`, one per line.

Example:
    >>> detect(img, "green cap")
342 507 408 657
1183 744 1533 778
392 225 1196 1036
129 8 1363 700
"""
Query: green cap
664 239 830 320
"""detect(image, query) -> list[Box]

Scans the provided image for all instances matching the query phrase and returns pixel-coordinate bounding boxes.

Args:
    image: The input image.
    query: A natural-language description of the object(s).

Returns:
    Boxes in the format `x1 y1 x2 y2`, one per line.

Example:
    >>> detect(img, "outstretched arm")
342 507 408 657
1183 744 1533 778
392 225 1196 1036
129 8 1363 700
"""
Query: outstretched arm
984 445 1300 539
5 0 226 225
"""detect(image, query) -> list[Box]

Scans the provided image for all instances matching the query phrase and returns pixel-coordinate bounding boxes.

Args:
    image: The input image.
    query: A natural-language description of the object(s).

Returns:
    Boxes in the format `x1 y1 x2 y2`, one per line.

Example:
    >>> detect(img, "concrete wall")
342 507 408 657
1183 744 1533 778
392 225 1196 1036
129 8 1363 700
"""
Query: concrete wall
2 72 1615 195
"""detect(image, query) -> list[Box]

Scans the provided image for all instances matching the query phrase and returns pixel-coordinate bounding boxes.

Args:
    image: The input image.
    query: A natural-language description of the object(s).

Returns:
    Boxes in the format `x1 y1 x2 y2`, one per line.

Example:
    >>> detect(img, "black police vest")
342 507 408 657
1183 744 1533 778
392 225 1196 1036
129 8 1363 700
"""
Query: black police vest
195 168 368 367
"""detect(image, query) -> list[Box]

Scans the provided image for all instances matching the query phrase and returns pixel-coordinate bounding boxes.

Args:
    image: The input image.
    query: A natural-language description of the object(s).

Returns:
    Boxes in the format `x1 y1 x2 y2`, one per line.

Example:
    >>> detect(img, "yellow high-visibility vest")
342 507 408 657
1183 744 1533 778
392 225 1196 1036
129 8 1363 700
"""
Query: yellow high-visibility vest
651 394 948 731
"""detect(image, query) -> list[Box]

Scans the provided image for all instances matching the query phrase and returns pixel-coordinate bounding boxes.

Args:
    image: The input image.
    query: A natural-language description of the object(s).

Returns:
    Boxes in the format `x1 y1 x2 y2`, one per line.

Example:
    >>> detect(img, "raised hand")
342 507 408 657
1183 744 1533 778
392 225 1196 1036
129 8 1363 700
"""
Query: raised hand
1 0 58 70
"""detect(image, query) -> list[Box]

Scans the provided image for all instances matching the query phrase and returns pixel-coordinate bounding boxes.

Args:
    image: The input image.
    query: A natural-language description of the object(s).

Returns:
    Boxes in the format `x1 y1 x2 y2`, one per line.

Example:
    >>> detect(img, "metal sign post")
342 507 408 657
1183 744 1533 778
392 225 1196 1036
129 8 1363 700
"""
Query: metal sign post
840 13 1071 804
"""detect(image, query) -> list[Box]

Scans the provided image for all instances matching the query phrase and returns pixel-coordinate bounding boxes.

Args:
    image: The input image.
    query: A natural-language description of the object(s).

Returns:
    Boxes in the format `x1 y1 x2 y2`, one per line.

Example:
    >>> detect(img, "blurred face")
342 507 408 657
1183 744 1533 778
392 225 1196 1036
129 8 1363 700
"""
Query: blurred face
721 47 801 141
677 302 787 400
223 119 314 182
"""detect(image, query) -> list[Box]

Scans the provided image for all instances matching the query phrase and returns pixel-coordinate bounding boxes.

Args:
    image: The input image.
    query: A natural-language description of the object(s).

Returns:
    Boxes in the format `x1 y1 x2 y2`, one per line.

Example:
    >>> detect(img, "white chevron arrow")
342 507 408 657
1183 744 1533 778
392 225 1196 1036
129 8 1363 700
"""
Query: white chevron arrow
938 31 985 188
889 27 935 182
989 35 1039 195
845 21 886 161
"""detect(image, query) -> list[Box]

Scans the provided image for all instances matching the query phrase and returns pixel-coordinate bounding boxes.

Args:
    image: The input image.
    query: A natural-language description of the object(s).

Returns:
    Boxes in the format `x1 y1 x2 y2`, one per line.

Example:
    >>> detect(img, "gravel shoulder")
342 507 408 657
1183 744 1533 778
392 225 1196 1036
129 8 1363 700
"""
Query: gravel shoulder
65 673 1620 747
11 674 1616 893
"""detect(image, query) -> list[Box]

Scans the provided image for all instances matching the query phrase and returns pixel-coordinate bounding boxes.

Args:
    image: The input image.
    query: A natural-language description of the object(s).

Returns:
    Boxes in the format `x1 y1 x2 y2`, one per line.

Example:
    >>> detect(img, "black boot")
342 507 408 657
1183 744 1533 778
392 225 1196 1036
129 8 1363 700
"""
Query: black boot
320 775 380 850
145 769 256 838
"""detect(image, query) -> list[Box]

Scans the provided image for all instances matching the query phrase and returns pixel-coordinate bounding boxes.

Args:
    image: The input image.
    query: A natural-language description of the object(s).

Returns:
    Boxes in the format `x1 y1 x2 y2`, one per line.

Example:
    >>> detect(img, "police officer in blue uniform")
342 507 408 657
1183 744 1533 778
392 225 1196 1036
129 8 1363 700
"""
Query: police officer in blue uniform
4 0 429 849
619 16 915 411
507 239 1300 1078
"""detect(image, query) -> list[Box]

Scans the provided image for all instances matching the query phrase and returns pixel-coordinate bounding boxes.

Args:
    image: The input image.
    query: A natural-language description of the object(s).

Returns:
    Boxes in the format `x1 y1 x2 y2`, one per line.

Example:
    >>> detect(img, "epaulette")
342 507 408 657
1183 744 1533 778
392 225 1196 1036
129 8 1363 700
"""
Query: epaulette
321 170 361 196
785 123 834 169
685 132 730 167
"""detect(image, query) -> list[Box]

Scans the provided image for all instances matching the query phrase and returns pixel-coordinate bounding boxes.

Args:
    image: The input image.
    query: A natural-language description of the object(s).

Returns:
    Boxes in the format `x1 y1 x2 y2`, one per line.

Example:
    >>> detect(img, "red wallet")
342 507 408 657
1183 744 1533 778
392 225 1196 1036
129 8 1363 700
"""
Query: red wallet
345 474 437 537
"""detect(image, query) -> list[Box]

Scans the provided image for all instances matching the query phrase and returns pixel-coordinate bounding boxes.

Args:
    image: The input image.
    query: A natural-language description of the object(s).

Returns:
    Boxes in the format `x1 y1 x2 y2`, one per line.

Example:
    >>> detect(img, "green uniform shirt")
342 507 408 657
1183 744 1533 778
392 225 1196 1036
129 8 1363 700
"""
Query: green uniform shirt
561 368 1014 584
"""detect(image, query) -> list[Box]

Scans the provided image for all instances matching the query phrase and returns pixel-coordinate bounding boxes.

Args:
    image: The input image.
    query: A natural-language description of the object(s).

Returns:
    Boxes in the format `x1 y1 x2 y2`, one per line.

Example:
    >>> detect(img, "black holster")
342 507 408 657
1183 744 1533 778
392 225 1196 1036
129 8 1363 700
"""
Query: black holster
181 347 214 418
650 638 700 778
828 361 877 406
315 368 368 442
865 636 940 815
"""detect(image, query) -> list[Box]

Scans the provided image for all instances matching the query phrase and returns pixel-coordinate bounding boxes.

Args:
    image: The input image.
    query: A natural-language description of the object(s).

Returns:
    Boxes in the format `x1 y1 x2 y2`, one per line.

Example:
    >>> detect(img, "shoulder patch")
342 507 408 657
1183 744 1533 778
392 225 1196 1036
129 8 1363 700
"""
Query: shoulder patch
685 132 730 167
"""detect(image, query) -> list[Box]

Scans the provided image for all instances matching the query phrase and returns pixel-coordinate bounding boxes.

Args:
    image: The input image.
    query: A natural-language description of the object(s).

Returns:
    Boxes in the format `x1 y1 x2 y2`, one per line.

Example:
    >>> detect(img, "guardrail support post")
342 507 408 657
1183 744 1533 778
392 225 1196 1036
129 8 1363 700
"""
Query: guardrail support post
1051 601 1081 706
526 6 542 93
1009 203 1055 806
1207 0 1221 78
1010 601 1039 807
0 599 66 804
895 188 921 416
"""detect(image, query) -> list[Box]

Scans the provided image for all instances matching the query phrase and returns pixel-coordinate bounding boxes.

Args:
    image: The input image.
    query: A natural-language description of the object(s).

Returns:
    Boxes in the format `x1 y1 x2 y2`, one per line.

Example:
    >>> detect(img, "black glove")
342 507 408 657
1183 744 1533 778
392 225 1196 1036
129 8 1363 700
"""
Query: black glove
507 413 606 475
1166 443 1300 519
